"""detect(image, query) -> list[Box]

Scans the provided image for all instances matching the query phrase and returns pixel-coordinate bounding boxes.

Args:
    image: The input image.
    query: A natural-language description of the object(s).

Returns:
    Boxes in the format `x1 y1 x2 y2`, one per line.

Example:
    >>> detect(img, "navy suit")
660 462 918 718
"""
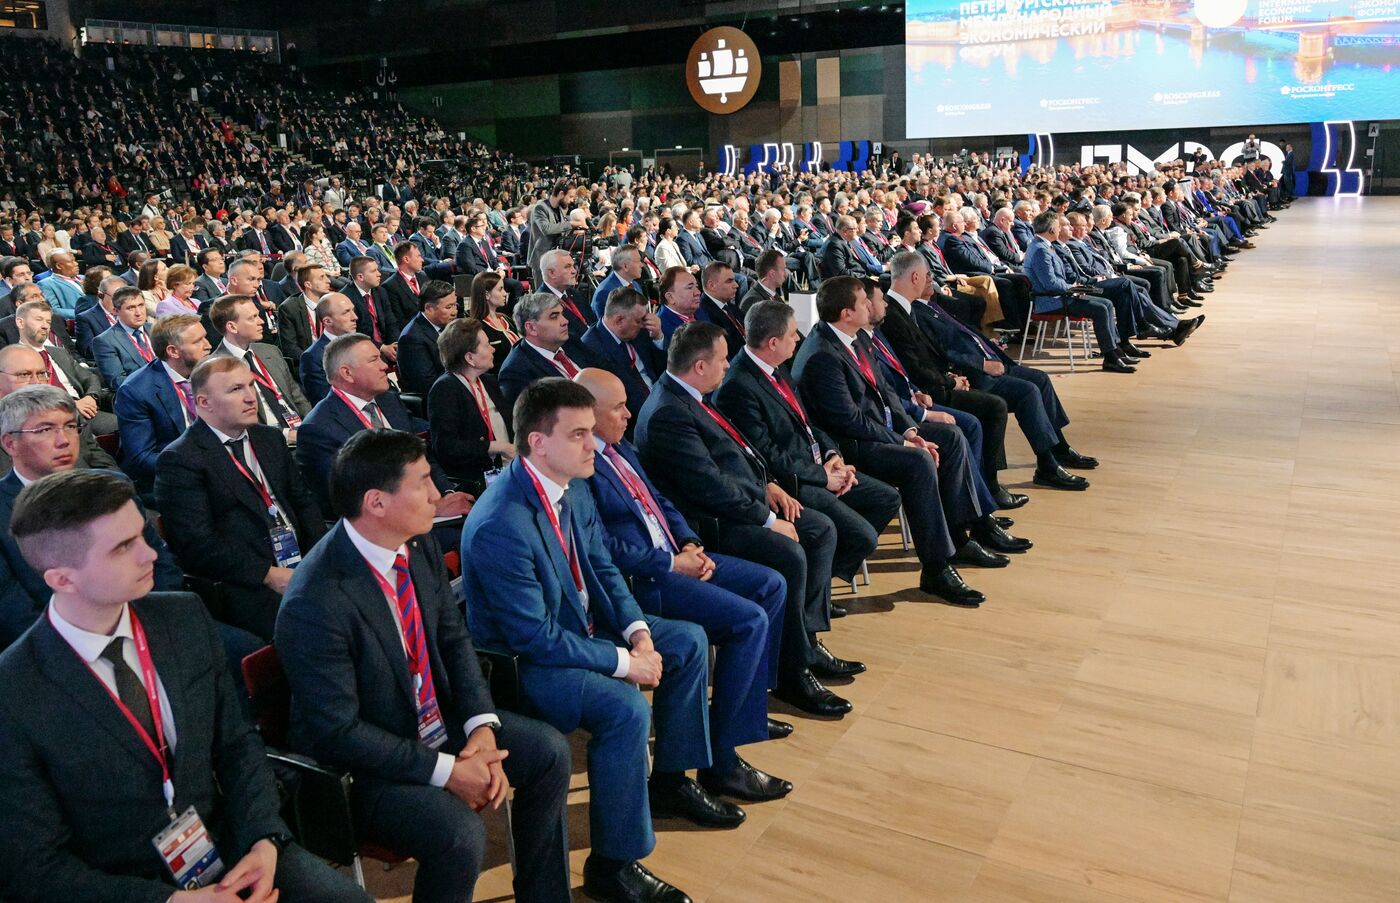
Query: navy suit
91 322 154 388
657 305 692 347
114 358 192 494
396 314 445 397
497 342 575 413
580 323 664 427
588 438 784 761
298 333 333 403
590 271 644 321
74 304 118 359
1011 219 1035 251
675 230 713 268
460 458 710 862
697 292 746 359
277 524 572 903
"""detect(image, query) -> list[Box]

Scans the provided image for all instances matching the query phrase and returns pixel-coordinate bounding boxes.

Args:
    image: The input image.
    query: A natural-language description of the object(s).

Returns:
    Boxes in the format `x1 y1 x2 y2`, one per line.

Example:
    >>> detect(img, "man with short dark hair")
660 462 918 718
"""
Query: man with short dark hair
498 292 585 411
0 469 369 903
580 287 666 427
299 292 359 403
396 280 458 396
114 313 211 494
276 263 333 362
208 294 312 439
462 378 707 903
90 287 155 389
697 261 746 358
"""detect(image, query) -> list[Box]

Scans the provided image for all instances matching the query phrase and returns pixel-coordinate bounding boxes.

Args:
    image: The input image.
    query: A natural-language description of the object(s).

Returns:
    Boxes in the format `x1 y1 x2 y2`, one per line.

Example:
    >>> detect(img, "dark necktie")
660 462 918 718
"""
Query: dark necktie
225 436 250 470
363 401 386 428
100 637 156 741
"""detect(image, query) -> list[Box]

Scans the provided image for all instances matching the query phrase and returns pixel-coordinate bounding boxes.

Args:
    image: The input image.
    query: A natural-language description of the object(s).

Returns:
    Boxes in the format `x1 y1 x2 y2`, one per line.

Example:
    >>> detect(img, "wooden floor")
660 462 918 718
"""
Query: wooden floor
369 197 1400 902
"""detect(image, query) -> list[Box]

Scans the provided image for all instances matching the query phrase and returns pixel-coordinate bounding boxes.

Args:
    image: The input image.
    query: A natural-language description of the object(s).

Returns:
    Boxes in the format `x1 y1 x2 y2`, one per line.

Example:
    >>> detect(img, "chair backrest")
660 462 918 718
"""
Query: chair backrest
95 432 120 457
452 274 473 299
241 644 291 748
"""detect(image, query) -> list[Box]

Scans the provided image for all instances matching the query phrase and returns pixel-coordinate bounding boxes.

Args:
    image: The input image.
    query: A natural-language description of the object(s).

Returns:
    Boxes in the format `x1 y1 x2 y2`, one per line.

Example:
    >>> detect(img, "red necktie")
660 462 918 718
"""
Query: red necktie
553 350 579 378
364 291 383 344
391 553 438 711
406 273 419 295
39 349 62 388
603 445 677 551
174 380 196 421
849 343 878 388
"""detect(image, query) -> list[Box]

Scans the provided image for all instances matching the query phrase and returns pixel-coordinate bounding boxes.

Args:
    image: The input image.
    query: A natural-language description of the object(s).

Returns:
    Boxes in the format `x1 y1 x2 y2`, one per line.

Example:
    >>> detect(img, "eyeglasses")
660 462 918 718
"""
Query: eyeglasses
6 422 80 439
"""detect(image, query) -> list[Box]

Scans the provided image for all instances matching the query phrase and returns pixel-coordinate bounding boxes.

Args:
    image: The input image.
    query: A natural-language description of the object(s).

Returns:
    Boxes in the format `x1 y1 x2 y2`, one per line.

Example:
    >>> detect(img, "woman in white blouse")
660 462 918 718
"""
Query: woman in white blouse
301 223 342 278
653 216 687 272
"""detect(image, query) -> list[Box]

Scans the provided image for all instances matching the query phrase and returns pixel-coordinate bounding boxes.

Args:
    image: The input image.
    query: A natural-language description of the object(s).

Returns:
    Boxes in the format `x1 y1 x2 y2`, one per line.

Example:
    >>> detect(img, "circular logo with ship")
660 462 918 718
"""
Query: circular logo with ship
686 27 762 115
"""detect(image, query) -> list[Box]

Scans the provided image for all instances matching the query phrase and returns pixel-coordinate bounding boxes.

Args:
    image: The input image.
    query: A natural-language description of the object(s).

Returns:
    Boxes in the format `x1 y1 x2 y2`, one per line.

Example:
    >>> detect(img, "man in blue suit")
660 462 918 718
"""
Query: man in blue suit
36 251 84 320
581 287 665 429
90 286 155 388
656 267 701 348
578 367 796 765
277 429 573 903
497 292 589 412
675 211 713 270
463 378 732 903
113 313 210 495
591 247 647 321
298 293 359 404
335 221 372 269
295 333 472 522
73 273 122 359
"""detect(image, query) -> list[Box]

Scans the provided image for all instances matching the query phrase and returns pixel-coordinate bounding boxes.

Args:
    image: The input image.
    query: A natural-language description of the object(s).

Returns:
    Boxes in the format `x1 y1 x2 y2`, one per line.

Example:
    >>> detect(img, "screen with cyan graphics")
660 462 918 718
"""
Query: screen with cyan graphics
905 0 1400 138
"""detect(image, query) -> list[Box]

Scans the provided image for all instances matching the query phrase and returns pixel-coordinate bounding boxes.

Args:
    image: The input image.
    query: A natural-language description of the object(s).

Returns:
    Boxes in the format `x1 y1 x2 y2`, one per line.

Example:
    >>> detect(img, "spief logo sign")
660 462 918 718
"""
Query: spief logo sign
687 27 762 115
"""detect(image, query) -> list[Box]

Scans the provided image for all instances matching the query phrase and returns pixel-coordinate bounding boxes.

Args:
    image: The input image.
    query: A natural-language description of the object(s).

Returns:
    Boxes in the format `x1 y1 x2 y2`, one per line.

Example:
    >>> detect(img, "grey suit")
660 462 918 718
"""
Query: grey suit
526 198 572 286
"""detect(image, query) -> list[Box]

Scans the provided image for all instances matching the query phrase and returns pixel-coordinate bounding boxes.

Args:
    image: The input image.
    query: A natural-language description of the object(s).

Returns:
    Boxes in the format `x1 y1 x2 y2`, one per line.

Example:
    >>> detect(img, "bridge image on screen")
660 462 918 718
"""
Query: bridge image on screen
905 0 1400 139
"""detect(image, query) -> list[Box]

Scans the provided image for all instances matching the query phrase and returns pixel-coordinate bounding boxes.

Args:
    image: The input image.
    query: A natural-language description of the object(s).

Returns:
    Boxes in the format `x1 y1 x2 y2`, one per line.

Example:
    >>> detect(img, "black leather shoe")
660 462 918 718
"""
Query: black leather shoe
1138 326 1172 340
1034 466 1090 490
1180 296 1204 307
1054 445 1099 469
767 717 794 740
648 776 746 828
774 670 852 717
994 515 1015 529
1119 342 1151 359
950 539 1010 568
918 564 986 607
1102 355 1137 374
830 603 848 618
699 757 793 802
583 857 693 903
992 486 1030 509
973 519 1033 553
811 639 866 678
1172 315 1204 346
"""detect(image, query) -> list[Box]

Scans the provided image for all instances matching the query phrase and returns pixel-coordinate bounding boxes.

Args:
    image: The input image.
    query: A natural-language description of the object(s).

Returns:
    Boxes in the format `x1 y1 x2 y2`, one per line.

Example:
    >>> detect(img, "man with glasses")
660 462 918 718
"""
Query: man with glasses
0 386 182 649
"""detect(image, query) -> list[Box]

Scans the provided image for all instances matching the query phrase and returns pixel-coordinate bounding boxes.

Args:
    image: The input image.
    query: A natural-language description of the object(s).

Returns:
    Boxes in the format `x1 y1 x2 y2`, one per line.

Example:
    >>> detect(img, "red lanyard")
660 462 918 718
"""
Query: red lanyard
764 369 810 430
701 401 754 455
524 464 584 592
333 388 375 429
847 344 879 388
129 329 154 363
245 352 280 396
465 377 495 441
872 334 909 379
224 442 276 512
57 608 174 809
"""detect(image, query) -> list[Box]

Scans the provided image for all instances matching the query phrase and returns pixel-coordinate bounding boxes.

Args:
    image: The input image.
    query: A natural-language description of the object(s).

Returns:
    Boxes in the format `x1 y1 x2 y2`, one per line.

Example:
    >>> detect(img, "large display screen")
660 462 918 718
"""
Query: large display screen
905 0 1400 138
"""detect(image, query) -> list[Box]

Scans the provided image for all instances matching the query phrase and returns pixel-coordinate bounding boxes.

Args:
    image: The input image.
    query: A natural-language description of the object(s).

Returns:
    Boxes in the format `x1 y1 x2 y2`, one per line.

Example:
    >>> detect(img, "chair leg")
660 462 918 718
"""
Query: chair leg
352 853 366 889
861 559 870 587
1066 321 1076 372
504 796 518 877
898 505 911 551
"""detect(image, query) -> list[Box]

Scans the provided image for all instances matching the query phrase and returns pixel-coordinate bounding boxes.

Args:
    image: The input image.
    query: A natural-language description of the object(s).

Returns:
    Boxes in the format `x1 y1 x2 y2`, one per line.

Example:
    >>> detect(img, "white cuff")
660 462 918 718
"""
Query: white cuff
666 553 676 572
622 620 649 642
463 714 501 739
429 752 455 788
764 510 778 529
613 647 630 679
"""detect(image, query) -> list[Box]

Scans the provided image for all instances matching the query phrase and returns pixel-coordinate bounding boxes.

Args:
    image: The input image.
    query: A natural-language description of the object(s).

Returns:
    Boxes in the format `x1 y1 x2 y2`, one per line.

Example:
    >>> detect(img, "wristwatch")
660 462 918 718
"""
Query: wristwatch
259 832 293 853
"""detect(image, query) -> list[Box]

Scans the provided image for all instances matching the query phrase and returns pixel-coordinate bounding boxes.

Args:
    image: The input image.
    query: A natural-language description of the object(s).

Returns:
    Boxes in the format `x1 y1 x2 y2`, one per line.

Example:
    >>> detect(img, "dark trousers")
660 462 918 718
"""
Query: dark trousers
991 273 1033 330
631 553 785 764
711 507 836 678
969 363 1069 455
1059 295 1120 354
849 440 956 568
1127 264 1173 310
934 404 999 513
1093 278 1140 341
910 420 983 528
273 842 374 902
352 711 573 903
945 387 1010 479
797 475 900 582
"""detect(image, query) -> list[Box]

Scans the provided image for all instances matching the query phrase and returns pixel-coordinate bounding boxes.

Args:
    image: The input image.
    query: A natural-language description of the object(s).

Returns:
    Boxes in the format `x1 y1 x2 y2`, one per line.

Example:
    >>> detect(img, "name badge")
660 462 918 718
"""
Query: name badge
270 524 302 567
883 406 894 430
153 806 225 890
417 689 448 750
810 441 822 464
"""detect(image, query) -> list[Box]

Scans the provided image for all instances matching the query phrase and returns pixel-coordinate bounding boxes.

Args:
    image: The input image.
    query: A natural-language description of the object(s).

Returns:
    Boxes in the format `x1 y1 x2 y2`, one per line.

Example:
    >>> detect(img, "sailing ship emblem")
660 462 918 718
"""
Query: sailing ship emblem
697 39 750 104
686 27 762 115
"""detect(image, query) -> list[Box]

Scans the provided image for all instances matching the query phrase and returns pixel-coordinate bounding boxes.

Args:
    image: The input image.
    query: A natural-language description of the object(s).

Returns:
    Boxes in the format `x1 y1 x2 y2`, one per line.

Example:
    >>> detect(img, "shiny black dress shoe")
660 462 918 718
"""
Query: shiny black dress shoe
1054 444 1099 469
767 717 794 739
583 856 693 903
1102 355 1137 374
994 515 1016 529
1172 315 1204 346
1034 465 1090 491
992 486 1030 509
830 603 848 618
973 518 1033 553
648 776 746 828
699 757 793 802
1119 341 1151 359
774 670 852 717
1179 296 1204 307
950 539 1010 569
1137 325 1172 340
811 639 866 678
918 564 986 607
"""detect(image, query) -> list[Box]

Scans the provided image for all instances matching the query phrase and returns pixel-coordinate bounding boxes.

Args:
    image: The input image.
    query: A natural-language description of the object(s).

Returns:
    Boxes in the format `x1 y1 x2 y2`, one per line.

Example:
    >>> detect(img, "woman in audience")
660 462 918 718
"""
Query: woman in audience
35 224 60 264
154 264 200 318
469 271 519 373
301 222 341 278
136 258 169 318
427 317 515 497
654 216 686 271
147 216 173 258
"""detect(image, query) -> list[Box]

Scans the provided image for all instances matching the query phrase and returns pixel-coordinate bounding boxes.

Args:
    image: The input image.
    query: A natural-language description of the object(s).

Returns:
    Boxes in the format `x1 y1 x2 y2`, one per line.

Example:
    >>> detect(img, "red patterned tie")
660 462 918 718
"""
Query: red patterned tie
553 350 579 378
392 553 438 711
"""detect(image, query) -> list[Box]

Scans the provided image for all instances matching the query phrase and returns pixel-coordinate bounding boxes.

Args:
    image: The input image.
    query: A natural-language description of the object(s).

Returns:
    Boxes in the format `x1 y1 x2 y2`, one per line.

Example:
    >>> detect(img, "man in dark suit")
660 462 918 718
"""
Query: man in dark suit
941 211 1033 331
791 277 992 607
114 215 154 259
277 429 573 903
91 286 157 389
237 215 277 257
10 297 114 433
0 469 369 903
581 287 665 429
300 293 363 404
269 212 303 257
635 321 853 718
344 256 400 359
675 211 714 271
713 301 902 598
0 386 180 649
696 261 748 360
461 379 711 903
498 292 590 412
221 256 284 349
738 250 787 314
208 295 312 439
74 273 123 360
380 241 429 348
396 280 457 397
192 247 230 305
155 356 327 641
407 217 456 280
579 368 796 780
296 333 472 521
982 208 1026 267
819 216 865 279
276 263 332 365
114 314 211 495
591 247 647 321
536 249 600 366
169 219 207 267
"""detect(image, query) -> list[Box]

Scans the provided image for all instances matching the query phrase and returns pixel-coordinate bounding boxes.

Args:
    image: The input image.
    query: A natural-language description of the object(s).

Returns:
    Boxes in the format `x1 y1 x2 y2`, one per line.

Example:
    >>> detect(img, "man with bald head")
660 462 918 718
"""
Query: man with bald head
299 292 360 403
579 368 796 785
38 250 83 319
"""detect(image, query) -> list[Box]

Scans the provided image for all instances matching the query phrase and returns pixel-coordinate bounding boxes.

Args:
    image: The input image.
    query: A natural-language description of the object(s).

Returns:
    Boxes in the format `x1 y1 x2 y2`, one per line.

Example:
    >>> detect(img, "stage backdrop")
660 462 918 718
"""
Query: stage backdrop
905 0 1400 139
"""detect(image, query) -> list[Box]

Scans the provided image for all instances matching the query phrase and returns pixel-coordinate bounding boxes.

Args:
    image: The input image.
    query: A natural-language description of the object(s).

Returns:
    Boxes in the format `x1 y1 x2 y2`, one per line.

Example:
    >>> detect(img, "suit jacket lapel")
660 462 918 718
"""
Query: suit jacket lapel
513 463 590 628
330 526 417 708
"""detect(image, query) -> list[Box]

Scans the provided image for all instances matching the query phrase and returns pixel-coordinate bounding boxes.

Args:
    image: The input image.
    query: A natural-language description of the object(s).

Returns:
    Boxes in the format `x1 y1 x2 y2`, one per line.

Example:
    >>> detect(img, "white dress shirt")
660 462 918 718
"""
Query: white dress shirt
454 373 507 443
520 457 647 678
343 521 499 788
